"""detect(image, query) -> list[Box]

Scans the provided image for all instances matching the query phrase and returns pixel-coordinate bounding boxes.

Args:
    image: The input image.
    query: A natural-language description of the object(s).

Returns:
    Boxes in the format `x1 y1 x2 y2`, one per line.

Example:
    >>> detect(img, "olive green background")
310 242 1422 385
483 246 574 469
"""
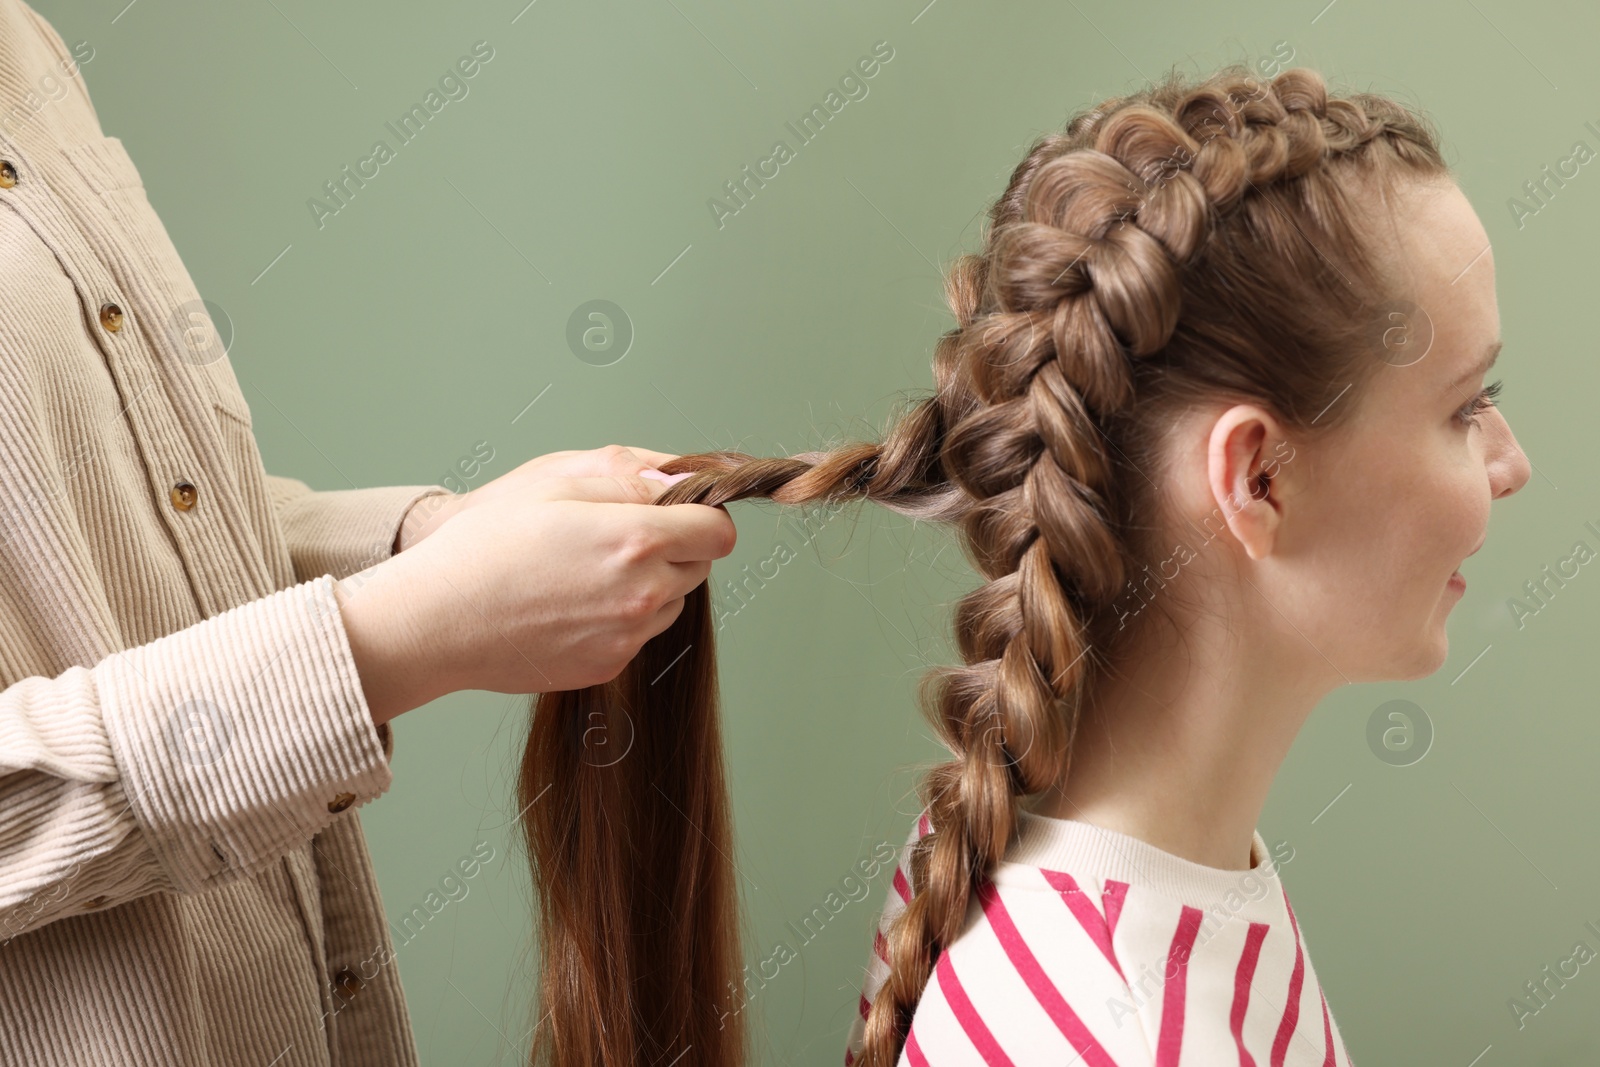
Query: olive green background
31 0 1600 1062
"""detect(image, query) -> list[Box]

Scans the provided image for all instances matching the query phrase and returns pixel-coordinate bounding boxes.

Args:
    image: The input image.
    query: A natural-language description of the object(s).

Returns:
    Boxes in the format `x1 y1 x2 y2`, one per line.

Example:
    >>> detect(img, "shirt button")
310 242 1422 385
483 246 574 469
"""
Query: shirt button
169 480 198 511
99 302 124 333
328 792 357 814
332 967 364 1000
0 161 15 188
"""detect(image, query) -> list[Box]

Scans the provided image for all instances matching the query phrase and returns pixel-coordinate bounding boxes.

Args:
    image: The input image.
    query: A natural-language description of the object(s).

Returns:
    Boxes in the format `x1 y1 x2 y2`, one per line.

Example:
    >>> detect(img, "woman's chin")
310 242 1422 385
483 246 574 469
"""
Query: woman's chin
1407 621 1453 681
1371 618 1452 683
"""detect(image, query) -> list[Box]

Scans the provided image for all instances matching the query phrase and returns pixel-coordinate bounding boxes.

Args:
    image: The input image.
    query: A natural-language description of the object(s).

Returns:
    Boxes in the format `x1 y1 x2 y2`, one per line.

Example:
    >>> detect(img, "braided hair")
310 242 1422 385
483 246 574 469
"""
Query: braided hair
515 63 1450 1067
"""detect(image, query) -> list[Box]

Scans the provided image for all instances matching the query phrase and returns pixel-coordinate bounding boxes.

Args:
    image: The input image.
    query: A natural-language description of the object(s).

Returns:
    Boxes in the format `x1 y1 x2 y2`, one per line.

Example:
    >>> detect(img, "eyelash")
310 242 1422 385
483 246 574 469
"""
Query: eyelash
1456 378 1503 427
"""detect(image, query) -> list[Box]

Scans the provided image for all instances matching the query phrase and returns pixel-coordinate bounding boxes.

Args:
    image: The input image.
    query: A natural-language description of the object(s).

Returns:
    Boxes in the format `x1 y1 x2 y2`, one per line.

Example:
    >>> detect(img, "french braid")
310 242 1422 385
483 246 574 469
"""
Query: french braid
517 62 1449 1067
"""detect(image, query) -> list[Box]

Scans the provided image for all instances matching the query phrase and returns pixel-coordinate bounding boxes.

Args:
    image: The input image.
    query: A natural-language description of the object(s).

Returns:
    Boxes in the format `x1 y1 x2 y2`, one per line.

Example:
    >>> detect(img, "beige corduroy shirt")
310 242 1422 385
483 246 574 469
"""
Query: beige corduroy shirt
0 2 453 1063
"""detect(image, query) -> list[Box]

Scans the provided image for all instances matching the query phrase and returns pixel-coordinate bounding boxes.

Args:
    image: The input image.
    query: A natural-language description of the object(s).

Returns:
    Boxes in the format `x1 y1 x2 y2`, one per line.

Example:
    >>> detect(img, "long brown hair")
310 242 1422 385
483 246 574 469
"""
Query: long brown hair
516 62 1449 1066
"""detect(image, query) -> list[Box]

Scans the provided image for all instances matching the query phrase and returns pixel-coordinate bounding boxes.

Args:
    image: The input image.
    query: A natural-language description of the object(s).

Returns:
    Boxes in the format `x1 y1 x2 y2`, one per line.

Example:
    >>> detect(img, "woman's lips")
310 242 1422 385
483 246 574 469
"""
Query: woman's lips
1450 535 1485 592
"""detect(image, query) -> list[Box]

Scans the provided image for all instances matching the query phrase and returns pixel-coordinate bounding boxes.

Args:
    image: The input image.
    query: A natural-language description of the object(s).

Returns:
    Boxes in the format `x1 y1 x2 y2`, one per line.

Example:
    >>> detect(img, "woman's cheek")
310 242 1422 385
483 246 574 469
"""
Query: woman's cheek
1417 438 1487 571
1450 462 1492 561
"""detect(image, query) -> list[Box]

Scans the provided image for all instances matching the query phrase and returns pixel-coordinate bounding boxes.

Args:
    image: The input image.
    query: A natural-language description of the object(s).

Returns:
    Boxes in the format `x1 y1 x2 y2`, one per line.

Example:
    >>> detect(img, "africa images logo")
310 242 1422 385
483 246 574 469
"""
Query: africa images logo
706 40 895 230
307 42 495 230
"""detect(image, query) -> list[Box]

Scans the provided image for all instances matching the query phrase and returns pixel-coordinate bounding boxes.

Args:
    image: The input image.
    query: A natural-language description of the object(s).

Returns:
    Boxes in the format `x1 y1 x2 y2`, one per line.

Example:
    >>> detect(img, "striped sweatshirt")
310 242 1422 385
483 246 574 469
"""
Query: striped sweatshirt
844 810 1353 1066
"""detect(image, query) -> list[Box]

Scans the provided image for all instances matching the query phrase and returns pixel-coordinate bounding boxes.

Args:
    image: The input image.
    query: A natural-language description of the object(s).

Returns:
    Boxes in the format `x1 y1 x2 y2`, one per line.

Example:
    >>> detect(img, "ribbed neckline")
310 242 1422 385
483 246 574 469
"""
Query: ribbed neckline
993 810 1287 923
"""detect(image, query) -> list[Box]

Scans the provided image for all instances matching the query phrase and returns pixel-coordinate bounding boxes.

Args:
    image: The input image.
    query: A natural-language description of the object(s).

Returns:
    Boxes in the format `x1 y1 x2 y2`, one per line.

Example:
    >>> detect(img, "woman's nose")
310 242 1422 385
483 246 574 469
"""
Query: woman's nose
1489 409 1532 499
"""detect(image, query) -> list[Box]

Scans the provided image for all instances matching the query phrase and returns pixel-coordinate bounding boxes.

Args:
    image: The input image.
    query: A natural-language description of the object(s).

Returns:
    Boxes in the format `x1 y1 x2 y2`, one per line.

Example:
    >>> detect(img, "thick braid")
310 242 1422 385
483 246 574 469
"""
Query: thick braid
854 119 1194 1067
646 65 1435 1067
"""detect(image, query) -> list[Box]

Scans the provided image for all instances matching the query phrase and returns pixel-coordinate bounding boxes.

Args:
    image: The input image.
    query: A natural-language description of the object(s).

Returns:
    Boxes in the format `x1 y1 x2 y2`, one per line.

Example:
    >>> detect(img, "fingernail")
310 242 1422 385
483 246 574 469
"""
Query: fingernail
640 468 693 486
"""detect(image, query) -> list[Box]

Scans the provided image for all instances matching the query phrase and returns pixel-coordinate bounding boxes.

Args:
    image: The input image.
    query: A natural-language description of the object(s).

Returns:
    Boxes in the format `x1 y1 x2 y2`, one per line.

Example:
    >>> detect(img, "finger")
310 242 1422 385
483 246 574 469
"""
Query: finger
633 470 688 502
539 447 678 489
616 445 681 470
655 556 713 602
542 452 658 489
536 475 661 505
634 502 738 563
642 595 688 643
591 443 679 477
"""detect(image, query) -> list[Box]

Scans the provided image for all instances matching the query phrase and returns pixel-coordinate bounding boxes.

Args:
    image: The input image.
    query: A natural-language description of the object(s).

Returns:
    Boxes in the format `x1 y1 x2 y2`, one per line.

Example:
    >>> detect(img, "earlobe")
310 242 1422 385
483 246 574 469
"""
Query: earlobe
1234 476 1279 561
1227 479 1278 562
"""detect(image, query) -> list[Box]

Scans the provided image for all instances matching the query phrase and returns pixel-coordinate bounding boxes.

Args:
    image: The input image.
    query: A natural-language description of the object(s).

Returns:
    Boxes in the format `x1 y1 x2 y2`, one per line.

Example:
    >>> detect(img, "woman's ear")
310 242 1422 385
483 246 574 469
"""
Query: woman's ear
1207 404 1291 562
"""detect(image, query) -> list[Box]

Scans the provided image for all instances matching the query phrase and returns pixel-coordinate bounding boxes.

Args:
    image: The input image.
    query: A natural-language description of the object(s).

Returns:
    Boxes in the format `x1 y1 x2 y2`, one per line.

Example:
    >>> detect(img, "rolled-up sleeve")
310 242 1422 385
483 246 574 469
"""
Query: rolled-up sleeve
0 574 392 942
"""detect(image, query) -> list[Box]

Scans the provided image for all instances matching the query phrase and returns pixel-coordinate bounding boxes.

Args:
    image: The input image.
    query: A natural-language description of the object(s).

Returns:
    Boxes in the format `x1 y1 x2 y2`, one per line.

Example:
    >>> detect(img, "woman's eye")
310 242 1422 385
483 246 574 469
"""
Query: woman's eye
1456 378 1503 427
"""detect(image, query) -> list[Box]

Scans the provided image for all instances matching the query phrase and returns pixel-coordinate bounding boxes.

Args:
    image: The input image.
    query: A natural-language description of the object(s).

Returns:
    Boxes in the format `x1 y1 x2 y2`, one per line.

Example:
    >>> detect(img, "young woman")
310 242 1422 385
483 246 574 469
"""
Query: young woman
516 62 1528 1067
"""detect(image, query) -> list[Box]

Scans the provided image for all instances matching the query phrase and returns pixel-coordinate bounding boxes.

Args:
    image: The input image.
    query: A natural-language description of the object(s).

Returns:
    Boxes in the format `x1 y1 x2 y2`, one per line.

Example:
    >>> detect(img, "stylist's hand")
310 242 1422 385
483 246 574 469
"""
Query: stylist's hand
338 445 732 724
395 444 689 552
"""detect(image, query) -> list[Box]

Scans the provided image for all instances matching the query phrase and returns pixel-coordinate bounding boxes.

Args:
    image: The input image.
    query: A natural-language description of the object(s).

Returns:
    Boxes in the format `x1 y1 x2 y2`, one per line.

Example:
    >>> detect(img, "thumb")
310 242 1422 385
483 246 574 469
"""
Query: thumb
632 468 695 503
639 468 694 489
537 472 687 506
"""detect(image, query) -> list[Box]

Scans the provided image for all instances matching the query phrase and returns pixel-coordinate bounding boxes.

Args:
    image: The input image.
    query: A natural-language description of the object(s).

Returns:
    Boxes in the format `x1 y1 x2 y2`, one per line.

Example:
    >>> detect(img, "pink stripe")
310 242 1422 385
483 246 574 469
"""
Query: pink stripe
1102 880 1129 939
936 948 1017 1066
978 881 1120 1067
1155 906 1203 1066
875 930 890 965
1230 922 1269 1067
844 1050 854 1066
1270 889 1306 1067
893 866 912 904
919 811 932 837
859 994 871 1020
1039 869 1125 981
1318 986 1336 1067
905 1028 931 1067
1285 890 1337 1067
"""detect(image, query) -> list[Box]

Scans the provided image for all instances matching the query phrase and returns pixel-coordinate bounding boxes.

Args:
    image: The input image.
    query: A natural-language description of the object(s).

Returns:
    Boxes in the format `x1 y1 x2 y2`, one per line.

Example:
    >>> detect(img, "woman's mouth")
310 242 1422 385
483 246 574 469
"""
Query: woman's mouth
1450 535 1485 593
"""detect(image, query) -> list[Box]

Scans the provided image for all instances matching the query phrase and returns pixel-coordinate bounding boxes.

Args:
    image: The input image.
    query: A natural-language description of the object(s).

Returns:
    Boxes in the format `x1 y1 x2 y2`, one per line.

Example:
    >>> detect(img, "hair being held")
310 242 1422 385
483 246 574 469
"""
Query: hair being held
515 62 1449 1067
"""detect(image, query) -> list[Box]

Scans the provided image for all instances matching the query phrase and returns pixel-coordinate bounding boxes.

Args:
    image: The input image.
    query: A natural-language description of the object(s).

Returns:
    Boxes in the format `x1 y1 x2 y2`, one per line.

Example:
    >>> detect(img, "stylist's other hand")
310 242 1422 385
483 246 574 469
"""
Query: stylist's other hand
339 445 732 725
396 443 689 552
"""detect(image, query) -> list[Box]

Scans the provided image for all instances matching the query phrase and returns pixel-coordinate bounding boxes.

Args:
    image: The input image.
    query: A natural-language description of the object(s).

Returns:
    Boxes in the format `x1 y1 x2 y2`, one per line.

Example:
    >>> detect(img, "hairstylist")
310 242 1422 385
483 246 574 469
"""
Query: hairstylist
0 2 735 1065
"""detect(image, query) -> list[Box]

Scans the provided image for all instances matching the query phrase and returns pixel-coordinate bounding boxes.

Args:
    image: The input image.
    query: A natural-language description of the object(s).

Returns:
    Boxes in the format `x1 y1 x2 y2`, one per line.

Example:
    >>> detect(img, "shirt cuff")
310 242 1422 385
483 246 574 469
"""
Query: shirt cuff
273 482 454 582
96 575 393 895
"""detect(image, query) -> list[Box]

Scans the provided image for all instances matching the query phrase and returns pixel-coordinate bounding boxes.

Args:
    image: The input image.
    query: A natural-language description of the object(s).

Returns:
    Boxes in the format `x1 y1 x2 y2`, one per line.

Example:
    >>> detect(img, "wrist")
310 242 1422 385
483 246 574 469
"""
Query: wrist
394 491 463 554
334 556 457 725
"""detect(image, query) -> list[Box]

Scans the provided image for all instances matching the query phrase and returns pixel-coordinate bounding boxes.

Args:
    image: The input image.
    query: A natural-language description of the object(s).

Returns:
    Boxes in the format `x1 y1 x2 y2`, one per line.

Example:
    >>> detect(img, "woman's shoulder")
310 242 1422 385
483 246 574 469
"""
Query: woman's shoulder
900 814 1350 1065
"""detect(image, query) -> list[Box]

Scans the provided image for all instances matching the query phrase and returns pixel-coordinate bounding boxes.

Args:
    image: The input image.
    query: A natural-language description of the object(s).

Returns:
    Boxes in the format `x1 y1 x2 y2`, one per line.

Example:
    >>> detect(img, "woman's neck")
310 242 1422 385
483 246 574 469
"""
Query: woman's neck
1029 613 1336 872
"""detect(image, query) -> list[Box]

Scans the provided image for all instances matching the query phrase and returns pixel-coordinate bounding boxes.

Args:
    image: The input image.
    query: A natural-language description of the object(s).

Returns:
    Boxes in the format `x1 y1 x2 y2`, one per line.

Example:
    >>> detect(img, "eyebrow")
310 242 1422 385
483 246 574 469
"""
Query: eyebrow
1447 338 1502 392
